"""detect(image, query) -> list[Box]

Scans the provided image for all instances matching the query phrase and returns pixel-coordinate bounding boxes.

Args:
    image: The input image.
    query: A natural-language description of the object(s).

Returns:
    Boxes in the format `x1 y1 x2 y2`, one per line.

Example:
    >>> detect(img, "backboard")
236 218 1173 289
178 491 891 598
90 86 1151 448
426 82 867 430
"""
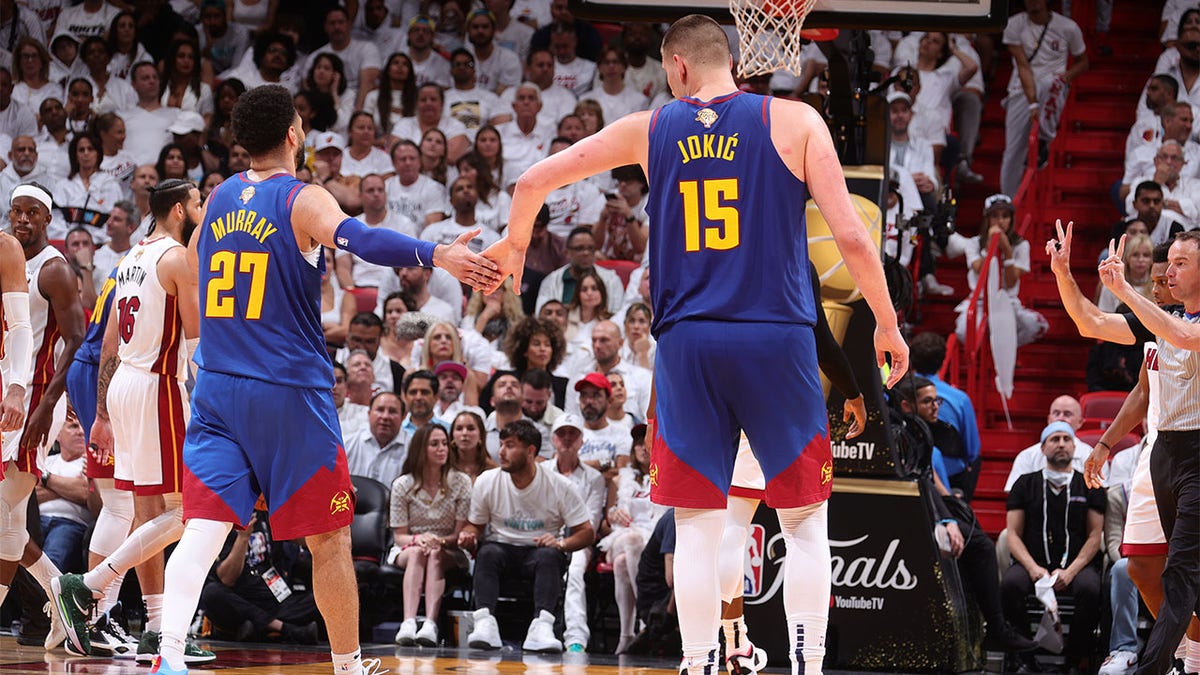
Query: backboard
572 0 1010 31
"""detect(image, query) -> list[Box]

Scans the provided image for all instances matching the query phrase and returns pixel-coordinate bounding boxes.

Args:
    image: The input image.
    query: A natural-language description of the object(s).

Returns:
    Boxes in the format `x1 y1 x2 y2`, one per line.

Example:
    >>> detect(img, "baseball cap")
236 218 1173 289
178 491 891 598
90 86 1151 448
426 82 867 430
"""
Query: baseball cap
313 131 345 153
886 91 912 106
434 360 467 380
168 111 206 135
552 413 583 434
573 372 612 395
1040 421 1075 443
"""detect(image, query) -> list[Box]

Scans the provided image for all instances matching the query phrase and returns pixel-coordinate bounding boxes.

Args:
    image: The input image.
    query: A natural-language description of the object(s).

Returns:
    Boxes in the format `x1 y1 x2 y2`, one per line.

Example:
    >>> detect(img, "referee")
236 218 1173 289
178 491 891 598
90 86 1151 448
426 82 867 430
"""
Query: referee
1099 230 1200 675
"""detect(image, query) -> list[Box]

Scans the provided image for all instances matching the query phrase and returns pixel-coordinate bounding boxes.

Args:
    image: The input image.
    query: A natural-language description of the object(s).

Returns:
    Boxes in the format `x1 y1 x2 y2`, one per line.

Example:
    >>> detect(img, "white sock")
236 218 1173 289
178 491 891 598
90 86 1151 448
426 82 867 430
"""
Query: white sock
25 552 60 594
333 648 363 675
1185 638 1200 674
144 593 163 633
160 518 232 671
778 503 830 675
84 504 184 593
673 507 725 673
722 616 751 652
98 571 127 615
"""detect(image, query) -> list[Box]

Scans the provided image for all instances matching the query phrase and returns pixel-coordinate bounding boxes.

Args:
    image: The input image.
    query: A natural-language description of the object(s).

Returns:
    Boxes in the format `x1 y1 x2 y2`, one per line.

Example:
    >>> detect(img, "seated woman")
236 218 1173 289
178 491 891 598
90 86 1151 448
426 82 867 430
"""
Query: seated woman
389 424 473 647
502 316 569 407
321 249 355 346
599 428 666 653
449 411 496 482
605 372 638 428
565 269 614 350
412 321 490 396
954 194 1048 399
1095 233 1153 312
620 302 655 370
461 278 525 352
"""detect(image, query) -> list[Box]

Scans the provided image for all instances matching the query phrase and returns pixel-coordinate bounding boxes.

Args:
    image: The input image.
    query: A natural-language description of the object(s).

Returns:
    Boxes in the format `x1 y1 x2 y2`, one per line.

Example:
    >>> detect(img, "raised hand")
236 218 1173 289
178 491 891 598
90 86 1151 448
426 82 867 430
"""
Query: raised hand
480 238 527 295
1045 219 1074 275
1098 234 1129 295
433 229 500 291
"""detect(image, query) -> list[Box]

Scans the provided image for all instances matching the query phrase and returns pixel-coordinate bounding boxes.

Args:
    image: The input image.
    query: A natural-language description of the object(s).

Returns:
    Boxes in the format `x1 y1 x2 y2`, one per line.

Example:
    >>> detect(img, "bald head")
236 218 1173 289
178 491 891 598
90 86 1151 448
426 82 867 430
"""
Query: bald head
1047 395 1082 431
661 14 731 69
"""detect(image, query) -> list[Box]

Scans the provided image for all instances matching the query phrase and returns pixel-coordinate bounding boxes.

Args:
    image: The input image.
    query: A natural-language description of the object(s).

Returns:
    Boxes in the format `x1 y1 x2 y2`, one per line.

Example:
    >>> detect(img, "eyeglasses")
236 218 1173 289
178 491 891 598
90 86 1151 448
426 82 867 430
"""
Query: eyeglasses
918 396 945 407
452 61 475 68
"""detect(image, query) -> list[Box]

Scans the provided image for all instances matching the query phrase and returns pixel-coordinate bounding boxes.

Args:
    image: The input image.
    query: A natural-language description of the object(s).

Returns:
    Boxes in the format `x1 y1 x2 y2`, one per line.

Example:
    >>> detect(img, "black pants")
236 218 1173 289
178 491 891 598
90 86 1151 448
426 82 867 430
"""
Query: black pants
200 579 319 638
473 542 567 615
1137 430 1200 675
949 505 1005 630
1000 563 1102 664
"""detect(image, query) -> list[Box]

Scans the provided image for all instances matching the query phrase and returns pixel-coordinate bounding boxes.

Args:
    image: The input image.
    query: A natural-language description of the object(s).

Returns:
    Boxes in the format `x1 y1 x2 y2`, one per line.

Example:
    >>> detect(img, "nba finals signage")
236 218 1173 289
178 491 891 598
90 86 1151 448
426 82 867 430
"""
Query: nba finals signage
742 479 978 672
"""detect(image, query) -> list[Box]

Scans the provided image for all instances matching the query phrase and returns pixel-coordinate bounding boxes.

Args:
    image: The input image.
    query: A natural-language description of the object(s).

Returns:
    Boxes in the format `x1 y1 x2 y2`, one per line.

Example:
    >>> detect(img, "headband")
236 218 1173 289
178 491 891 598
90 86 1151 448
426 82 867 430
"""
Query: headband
10 184 53 212
1040 420 1075 443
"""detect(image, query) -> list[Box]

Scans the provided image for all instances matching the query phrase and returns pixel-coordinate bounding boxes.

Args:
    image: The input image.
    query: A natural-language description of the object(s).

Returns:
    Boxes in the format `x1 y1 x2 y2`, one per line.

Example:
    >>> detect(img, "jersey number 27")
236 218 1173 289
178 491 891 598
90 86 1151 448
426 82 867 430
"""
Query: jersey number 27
206 251 269 320
679 178 740 252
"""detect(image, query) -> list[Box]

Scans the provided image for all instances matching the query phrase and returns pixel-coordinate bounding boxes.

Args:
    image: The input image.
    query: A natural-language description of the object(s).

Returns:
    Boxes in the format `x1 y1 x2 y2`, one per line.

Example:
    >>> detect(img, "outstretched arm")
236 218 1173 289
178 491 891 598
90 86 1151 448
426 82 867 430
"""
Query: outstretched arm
1101 234 1200 350
779 99 906 385
1047 220 1137 344
484 111 652 292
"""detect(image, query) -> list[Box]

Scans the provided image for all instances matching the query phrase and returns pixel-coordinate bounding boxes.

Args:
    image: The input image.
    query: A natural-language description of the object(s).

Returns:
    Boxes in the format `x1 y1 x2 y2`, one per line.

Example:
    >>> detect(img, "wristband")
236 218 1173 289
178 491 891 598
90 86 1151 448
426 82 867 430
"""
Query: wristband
938 518 956 526
1095 440 1112 451
335 217 438 269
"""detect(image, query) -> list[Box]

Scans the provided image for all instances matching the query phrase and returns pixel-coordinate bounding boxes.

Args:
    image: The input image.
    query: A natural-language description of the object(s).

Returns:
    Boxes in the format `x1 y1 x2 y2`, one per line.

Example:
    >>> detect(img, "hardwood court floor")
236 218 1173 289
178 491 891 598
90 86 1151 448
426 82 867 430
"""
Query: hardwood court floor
0 636 976 674
0 637 735 675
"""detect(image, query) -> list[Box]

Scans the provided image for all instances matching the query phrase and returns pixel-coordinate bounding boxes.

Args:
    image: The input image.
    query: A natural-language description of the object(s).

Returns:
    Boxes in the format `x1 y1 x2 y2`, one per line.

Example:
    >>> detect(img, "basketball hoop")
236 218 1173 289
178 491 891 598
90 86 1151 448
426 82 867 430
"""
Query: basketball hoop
729 0 817 78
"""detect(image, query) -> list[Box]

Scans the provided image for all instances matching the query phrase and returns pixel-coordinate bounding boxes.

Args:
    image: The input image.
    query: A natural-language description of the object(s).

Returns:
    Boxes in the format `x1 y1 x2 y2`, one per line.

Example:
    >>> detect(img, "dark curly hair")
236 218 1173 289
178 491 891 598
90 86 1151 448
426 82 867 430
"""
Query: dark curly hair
503 316 566 373
251 32 296 70
233 84 297 156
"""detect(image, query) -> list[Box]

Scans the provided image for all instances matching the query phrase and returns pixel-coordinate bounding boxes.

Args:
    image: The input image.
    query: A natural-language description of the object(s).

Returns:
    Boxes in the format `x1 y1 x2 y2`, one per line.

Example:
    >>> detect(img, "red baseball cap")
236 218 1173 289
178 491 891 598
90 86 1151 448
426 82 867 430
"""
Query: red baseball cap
574 372 612 395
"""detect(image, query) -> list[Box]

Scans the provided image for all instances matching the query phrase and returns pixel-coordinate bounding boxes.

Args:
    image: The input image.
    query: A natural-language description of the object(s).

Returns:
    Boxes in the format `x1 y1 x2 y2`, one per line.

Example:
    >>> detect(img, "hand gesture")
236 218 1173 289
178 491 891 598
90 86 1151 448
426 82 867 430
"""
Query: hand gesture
457 529 477 552
90 418 114 464
433 229 501 292
1083 442 1109 489
946 521 965 558
874 324 909 388
0 385 25 432
843 395 867 439
1045 219 1074 276
1053 567 1076 591
479 237 527 294
1098 235 1130 296
21 400 54 451
608 506 632 528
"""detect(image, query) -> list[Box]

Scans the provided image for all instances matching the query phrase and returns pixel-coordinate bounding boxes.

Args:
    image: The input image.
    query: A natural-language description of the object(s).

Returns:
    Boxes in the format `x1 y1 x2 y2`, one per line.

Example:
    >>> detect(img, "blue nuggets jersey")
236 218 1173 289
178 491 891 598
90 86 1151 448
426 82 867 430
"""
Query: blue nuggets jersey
197 172 332 389
75 267 118 365
646 92 817 335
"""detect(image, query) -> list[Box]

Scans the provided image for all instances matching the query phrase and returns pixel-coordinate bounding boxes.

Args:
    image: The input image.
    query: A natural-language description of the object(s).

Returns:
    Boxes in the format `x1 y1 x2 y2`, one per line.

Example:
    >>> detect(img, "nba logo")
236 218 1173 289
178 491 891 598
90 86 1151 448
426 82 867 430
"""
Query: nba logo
744 524 766 597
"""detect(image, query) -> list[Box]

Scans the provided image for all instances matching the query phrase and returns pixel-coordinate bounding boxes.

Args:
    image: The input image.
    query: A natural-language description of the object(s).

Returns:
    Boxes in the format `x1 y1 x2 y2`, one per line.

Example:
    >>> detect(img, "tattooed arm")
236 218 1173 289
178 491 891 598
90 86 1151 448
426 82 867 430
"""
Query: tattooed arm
89 301 122 459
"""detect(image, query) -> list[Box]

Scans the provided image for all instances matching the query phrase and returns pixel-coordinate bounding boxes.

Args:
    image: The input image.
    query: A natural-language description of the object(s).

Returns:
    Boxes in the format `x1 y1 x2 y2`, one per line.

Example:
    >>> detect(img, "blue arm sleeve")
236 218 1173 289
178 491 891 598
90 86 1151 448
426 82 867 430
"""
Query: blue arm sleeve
334 217 438 268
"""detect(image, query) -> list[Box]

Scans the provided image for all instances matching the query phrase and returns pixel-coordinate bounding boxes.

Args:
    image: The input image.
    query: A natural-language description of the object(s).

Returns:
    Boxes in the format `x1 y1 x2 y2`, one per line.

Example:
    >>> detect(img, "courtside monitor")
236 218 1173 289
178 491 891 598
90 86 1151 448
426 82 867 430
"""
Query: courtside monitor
571 0 1009 31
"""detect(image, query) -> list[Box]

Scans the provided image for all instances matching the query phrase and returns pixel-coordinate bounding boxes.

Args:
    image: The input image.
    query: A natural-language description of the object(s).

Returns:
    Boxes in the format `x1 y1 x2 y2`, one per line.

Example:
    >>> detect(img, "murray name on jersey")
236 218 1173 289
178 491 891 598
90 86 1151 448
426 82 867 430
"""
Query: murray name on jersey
209 208 280 244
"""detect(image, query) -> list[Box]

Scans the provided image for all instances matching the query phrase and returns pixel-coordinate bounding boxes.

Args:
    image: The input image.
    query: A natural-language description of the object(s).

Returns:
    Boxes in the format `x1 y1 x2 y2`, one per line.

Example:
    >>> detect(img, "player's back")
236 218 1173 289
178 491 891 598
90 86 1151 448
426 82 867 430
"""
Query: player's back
197 172 331 389
645 92 816 335
113 236 186 379
75 267 119 366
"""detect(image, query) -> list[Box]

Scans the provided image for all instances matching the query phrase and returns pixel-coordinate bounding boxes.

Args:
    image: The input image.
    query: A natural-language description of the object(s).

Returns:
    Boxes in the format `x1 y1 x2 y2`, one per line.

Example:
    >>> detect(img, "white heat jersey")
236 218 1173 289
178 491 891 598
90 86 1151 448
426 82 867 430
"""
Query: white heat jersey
113 236 186 379
0 245 67 390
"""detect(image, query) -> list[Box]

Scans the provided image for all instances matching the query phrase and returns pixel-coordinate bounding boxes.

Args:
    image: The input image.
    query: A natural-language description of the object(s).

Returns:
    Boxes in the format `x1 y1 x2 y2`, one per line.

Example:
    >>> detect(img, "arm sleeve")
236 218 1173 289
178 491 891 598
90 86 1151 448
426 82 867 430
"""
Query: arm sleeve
810 265 862 400
2 292 32 390
334 217 438 269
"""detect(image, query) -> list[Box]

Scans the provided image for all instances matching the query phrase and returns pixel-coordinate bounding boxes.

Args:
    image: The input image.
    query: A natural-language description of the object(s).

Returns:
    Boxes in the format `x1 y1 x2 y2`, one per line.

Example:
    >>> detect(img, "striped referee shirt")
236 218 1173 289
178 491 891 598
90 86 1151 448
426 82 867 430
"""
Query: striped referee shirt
1156 312 1200 431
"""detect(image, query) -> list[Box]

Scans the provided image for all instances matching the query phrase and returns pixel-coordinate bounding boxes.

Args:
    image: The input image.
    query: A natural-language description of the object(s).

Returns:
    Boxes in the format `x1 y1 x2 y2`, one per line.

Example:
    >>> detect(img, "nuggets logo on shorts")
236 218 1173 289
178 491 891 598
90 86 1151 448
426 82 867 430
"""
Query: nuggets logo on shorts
648 463 658 487
330 490 352 515
820 460 833 485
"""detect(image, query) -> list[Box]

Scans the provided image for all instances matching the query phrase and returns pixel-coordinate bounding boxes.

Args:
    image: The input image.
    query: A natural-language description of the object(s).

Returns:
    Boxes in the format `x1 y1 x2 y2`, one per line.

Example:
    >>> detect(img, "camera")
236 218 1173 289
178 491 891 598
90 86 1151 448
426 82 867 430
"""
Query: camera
910 185 956 249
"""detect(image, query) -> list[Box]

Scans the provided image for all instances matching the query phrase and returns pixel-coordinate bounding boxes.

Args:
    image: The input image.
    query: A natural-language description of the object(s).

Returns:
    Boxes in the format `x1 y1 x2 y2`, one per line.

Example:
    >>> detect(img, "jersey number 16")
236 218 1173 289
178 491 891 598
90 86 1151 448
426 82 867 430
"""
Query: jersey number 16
679 178 741 252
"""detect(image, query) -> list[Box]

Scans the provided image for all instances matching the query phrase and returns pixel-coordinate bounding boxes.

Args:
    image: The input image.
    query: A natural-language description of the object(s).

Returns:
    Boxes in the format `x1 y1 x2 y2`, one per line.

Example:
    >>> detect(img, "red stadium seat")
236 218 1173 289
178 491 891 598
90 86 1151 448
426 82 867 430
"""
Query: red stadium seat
596 259 639 287
1079 391 1128 429
347 287 378 314
1074 428 1141 455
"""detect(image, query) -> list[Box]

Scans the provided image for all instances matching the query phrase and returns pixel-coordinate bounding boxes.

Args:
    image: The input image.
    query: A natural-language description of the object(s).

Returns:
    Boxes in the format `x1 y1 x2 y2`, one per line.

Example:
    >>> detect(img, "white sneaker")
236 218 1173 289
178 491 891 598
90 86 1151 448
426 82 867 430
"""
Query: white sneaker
1098 650 1138 675
394 618 417 646
920 274 955 297
44 601 66 651
467 609 501 650
522 610 562 653
415 619 438 647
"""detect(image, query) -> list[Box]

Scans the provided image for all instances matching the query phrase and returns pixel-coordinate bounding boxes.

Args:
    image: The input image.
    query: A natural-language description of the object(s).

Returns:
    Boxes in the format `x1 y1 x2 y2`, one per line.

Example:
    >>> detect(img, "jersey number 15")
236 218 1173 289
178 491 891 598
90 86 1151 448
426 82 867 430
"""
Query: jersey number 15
206 251 269 320
679 178 740 252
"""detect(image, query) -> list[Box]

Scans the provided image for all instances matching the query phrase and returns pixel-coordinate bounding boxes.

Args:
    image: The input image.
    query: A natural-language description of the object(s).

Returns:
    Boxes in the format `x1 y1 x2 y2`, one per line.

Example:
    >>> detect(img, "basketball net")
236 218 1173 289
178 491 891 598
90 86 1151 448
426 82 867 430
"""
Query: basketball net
729 0 817 78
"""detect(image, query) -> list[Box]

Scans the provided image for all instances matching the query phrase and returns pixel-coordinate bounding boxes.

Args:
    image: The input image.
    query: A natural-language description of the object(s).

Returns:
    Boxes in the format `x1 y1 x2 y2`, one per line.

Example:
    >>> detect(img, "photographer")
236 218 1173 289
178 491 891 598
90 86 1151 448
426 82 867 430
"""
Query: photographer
885 167 958 300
